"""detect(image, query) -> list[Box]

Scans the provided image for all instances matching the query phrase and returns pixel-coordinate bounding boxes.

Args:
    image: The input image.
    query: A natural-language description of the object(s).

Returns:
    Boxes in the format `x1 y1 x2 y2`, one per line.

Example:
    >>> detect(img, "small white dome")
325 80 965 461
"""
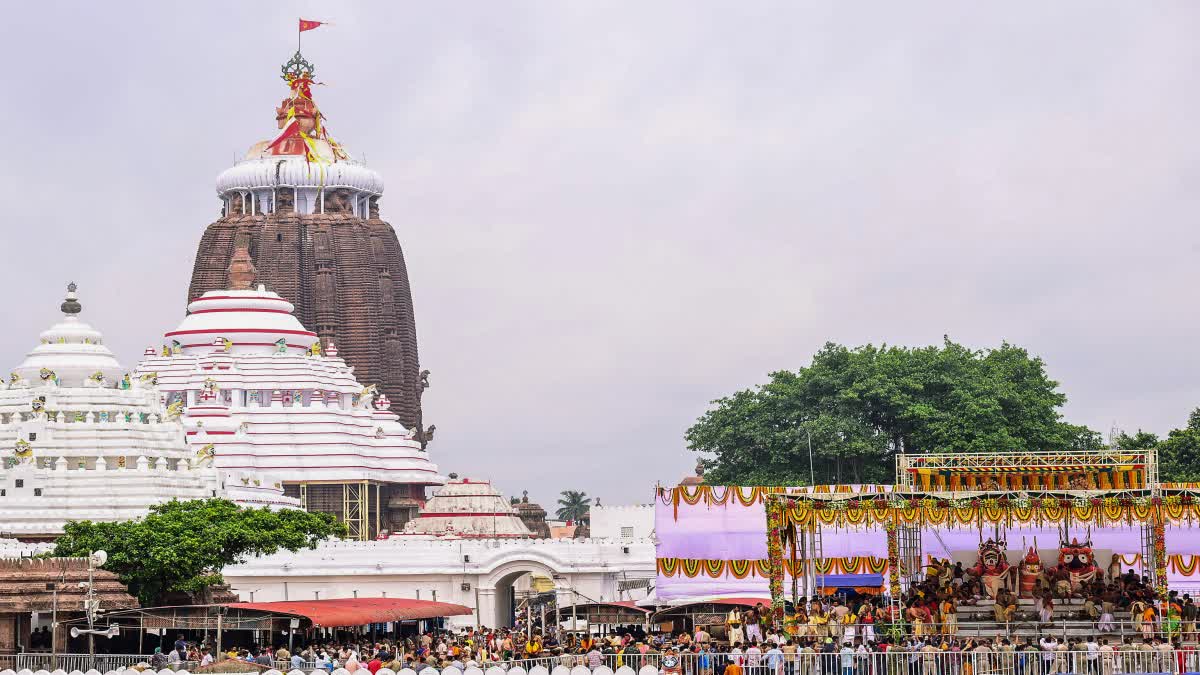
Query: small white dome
12 284 123 386
168 287 317 355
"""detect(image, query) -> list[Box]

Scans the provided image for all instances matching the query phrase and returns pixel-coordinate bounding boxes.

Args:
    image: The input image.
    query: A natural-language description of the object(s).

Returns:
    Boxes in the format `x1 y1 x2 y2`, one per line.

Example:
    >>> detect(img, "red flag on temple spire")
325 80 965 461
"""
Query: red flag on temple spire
299 19 324 32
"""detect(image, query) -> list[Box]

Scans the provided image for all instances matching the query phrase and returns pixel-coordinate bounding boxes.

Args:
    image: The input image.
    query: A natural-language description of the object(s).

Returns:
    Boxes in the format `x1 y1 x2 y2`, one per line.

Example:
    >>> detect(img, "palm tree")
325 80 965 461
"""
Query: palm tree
556 490 591 523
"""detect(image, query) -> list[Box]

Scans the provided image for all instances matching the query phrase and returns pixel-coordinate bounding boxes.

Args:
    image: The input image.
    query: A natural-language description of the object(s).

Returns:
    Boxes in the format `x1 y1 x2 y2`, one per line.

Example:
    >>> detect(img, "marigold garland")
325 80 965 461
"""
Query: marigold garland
765 496 786 620
656 556 891 578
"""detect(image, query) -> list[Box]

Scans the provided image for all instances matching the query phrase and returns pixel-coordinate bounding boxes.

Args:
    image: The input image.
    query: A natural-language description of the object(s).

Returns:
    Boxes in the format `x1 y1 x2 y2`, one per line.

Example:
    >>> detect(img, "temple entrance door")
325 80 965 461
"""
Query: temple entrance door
481 560 558 629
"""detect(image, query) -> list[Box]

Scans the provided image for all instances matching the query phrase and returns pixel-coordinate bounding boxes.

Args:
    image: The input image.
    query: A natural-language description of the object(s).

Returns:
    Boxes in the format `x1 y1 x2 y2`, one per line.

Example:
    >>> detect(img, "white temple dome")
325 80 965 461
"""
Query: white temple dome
167 286 318 355
12 283 123 387
137 286 444 537
400 478 533 539
0 284 297 536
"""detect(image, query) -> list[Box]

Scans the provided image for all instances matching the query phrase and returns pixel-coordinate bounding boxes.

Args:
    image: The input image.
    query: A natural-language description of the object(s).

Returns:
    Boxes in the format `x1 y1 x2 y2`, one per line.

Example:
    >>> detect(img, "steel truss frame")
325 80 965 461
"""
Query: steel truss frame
895 449 1158 489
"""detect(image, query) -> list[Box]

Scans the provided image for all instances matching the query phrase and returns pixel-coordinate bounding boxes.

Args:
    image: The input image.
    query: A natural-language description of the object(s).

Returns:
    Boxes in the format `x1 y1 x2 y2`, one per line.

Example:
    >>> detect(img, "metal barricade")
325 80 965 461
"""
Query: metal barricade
11 654 200 673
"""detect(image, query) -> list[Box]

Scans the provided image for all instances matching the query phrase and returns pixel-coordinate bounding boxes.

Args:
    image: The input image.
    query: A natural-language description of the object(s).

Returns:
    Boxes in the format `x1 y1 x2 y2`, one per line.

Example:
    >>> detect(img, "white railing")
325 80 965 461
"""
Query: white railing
488 650 1200 675
6 650 1198 675
6 653 198 673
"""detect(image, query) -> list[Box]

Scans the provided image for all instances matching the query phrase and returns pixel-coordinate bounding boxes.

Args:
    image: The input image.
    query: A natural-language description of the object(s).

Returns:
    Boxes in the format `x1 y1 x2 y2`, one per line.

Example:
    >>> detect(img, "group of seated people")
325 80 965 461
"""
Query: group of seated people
892 556 1200 639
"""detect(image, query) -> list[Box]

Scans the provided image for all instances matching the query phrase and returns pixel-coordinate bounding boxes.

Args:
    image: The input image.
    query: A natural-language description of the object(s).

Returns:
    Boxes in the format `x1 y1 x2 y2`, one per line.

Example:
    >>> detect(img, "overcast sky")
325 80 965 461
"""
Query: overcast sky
0 3 1197 508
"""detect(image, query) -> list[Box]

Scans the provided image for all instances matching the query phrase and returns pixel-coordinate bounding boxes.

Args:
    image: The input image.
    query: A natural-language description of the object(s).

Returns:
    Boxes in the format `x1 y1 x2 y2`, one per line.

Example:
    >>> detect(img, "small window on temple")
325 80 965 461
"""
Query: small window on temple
277 233 284 242
33 488 42 496
28 433 36 441
14 480 23 488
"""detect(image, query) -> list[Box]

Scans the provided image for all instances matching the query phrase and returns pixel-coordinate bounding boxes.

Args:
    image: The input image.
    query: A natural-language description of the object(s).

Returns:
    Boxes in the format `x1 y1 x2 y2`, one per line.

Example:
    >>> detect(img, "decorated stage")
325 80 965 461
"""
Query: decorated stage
656 449 1200 611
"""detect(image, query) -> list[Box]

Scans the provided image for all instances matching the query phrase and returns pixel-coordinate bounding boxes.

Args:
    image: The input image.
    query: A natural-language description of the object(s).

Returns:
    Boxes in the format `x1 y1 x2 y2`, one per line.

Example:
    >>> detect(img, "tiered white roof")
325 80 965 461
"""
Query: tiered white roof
134 287 445 486
13 285 123 387
399 477 533 538
0 285 295 536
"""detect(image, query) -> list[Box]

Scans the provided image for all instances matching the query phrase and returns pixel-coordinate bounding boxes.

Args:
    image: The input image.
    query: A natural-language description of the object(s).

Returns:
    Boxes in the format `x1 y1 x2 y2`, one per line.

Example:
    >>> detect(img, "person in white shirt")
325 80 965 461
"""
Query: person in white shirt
200 649 215 667
765 644 784 675
746 643 763 671
1039 637 1057 673
1086 638 1100 672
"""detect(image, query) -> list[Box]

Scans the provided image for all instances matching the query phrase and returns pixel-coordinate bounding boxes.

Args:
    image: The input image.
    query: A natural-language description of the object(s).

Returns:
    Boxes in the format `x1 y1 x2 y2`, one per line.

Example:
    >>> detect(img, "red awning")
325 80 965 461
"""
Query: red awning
225 598 472 627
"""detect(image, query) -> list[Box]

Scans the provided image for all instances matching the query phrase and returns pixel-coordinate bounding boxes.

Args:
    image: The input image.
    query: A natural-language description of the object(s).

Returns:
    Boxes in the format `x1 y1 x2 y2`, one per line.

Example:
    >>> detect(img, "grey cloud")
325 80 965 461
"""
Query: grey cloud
0 1 1195 508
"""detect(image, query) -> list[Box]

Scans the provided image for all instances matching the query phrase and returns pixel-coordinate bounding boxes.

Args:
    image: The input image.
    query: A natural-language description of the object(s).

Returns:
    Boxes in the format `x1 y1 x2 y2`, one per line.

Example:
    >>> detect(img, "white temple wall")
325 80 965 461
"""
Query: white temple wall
224 537 656 628
589 505 655 540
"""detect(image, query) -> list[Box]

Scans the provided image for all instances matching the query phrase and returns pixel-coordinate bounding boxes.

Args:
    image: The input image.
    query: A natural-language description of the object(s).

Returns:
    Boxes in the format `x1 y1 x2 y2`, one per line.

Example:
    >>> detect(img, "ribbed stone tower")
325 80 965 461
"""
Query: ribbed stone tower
188 51 427 438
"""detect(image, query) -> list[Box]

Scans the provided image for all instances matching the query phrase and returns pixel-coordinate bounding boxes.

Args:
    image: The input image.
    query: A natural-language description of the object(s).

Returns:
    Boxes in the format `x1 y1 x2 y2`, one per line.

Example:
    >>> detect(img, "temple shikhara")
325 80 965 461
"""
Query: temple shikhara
398 477 535 538
188 50 426 438
0 285 294 538
135 285 444 540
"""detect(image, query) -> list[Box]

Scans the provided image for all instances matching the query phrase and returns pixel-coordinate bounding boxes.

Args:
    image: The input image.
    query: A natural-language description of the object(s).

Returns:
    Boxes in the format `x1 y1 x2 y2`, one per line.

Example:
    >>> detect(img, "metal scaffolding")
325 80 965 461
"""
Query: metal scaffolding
895 449 1158 490
343 481 369 541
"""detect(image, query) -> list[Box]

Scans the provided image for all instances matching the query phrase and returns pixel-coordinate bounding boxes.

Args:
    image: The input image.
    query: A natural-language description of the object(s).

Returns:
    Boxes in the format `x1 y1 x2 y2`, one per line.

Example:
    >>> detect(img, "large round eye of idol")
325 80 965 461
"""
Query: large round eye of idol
1077 554 1089 565
1063 554 1075 564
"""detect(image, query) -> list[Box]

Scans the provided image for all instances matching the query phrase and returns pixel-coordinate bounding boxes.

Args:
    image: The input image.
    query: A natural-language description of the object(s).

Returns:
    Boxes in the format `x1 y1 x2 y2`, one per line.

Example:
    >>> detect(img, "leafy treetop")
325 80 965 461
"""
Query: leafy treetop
687 338 1098 486
556 490 592 523
53 499 346 606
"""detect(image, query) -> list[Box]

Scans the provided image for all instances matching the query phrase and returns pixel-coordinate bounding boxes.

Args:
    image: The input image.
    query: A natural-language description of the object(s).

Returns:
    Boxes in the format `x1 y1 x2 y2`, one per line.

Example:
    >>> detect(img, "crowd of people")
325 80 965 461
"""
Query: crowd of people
138 557 1200 674
177 615 1200 675
889 557 1197 640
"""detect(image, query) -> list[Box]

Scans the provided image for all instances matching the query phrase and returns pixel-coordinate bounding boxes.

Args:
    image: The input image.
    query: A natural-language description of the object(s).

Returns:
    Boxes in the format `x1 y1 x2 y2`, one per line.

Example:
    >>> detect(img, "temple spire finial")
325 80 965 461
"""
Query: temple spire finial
60 281 82 315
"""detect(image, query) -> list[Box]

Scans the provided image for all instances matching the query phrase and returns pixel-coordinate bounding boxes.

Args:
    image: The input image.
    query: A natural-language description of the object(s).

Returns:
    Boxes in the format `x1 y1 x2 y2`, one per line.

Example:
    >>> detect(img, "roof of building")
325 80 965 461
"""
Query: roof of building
399 478 532 538
225 597 471 627
0 287 296 535
135 287 442 487
0 557 138 613
12 283 123 387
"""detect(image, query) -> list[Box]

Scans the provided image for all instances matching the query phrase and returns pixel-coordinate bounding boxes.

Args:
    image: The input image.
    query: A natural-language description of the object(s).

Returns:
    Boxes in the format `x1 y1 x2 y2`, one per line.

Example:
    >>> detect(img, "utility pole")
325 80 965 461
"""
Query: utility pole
50 580 59 670
86 554 99 661
806 427 815 487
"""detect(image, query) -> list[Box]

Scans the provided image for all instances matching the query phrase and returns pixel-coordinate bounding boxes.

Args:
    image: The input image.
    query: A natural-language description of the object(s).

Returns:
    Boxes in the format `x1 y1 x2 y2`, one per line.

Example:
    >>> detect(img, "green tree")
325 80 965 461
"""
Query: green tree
688 338 1096 485
1115 429 1160 451
53 499 346 606
1159 409 1200 482
556 490 592 522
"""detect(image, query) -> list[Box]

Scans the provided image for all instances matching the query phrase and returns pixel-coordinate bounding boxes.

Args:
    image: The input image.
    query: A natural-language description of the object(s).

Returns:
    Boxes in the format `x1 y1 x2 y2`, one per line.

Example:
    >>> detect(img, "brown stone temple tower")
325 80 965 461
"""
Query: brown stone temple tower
189 51 428 438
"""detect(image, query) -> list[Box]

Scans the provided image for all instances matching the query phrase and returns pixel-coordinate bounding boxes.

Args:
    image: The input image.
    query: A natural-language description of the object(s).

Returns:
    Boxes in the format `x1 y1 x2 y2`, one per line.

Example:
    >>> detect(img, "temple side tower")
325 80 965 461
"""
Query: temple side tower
189 51 426 439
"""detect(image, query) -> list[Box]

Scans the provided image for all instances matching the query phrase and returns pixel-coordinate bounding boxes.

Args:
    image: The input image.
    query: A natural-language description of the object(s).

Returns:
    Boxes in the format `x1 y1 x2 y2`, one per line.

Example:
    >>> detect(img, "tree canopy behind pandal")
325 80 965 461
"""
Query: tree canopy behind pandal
53 498 346 606
687 338 1109 486
1118 409 1200 482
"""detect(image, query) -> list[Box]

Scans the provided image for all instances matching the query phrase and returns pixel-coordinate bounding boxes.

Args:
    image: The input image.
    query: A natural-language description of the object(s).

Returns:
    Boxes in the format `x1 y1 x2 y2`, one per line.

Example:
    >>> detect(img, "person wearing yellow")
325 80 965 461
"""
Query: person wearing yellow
727 609 745 647
808 608 828 639
941 597 958 636
841 609 857 645
525 635 542 658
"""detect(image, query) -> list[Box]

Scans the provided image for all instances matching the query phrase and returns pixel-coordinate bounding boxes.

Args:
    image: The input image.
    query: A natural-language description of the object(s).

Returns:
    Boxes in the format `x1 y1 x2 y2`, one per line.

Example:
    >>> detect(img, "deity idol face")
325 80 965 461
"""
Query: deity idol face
1060 543 1094 571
